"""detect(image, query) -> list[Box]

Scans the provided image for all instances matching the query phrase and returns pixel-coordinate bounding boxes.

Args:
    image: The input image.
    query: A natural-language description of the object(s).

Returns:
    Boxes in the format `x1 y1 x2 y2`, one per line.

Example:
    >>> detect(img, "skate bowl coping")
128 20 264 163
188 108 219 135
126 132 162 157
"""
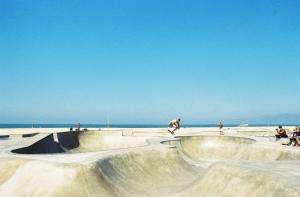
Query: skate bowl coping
11 130 148 154
171 135 300 161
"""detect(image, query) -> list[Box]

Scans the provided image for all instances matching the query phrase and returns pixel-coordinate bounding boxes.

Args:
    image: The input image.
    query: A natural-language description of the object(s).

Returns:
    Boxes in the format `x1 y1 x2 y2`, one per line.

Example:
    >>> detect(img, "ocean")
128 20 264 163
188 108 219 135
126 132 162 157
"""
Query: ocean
0 123 291 129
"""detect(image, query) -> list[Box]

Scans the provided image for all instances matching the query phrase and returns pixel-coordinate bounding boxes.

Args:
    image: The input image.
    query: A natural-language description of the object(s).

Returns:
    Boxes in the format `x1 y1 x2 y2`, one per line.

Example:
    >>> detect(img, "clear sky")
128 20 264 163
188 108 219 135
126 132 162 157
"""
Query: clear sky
1 0 300 124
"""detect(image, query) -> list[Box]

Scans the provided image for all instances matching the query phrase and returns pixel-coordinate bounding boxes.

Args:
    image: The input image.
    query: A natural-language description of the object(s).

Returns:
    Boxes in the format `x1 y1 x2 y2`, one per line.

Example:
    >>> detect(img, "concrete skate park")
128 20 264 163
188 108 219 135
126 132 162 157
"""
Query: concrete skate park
1 127 300 196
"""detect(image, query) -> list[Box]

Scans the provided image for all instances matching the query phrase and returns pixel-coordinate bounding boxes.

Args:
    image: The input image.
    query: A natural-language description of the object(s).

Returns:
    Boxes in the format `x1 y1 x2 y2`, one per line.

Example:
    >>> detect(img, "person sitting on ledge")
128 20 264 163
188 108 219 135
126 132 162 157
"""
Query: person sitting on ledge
282 126 300 146
275 125 288 140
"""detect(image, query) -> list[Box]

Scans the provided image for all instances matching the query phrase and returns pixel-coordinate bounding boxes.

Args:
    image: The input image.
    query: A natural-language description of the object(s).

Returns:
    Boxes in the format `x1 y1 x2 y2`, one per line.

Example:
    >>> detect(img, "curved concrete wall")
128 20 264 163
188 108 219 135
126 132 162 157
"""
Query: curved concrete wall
12 134 65 154
10 130 146 154
3 130 300 196
177 136 300 161
11 131 80 154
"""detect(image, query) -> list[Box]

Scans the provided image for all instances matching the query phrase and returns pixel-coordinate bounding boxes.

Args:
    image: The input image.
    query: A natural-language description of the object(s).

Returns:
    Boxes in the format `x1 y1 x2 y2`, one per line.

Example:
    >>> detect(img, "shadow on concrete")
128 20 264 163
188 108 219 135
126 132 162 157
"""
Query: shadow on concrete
0 135 9 140
11 131 80 154
22 133 39 138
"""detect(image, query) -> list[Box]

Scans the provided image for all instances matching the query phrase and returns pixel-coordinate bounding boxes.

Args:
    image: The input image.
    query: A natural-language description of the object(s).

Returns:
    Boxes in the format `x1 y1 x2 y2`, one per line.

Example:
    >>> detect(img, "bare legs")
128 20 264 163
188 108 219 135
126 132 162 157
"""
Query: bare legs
168 127 179 135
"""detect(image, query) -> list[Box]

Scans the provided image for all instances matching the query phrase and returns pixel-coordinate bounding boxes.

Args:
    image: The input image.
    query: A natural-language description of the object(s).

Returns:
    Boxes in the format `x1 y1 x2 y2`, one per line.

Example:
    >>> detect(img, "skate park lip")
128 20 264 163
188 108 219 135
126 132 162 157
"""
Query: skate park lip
8 130 150 155
8 131 300 162
161 135 300 161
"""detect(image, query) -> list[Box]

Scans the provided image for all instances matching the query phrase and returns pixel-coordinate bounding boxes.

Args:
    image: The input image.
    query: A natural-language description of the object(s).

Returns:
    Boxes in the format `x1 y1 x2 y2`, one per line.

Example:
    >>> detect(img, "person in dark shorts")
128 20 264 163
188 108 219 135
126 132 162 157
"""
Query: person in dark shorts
282 126 300 146
168 118 181 135
275 125 288 140
219 121 224 135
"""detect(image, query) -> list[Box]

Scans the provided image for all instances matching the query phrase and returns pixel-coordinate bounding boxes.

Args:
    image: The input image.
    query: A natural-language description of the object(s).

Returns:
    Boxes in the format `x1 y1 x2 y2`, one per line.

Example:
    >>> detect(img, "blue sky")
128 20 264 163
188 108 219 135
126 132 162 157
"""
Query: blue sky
1 0 300 124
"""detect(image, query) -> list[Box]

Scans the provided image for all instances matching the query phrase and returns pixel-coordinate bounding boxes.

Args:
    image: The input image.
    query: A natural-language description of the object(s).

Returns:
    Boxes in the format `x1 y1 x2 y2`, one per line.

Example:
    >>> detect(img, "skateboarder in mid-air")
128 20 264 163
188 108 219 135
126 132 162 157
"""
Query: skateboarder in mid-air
168 118 181 135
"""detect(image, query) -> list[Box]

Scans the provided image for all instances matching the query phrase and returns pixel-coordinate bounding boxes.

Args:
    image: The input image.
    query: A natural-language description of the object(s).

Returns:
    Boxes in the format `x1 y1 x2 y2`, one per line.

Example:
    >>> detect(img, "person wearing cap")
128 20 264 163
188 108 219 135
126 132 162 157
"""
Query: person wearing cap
168 118 181 135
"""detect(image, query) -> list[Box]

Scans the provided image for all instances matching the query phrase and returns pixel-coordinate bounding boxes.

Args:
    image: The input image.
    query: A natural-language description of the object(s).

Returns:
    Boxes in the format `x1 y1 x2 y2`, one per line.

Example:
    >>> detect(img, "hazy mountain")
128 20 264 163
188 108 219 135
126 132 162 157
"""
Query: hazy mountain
245 114 300 125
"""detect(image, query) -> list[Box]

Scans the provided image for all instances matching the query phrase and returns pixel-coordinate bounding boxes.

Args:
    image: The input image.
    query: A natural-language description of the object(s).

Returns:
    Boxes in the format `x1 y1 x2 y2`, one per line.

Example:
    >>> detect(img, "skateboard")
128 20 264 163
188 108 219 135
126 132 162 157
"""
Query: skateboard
168 130 174 135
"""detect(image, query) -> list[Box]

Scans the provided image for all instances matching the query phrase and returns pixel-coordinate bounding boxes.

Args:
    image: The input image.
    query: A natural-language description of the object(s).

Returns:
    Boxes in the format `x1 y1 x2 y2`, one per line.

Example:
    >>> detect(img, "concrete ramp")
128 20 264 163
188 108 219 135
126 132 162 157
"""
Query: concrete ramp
0 147 202 197
11 134 65 154
96 148 202 196
177 136 300 161
0 160 114 197
70 131 148 153
2 129 300 196
2 145 300 197
11 131 149 154
183 162 300 197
